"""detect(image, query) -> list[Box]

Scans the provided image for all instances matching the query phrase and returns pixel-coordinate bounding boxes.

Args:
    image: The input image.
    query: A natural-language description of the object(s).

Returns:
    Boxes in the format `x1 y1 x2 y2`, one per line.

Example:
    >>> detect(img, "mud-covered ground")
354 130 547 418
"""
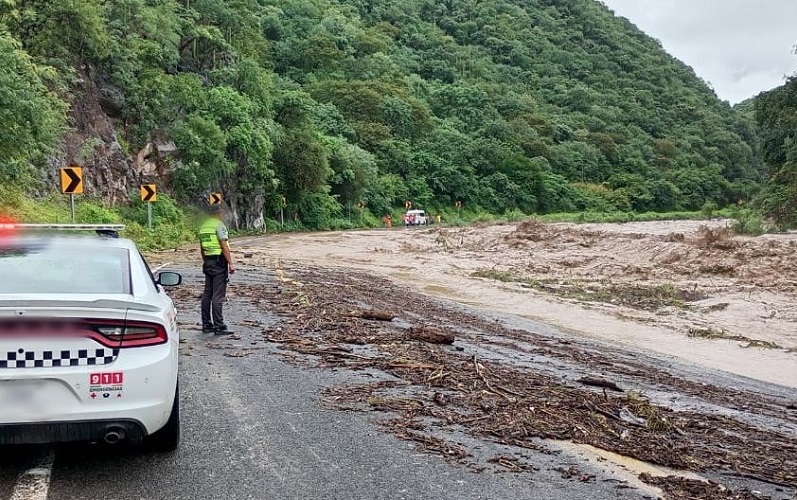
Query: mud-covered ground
155 219 797 387
149 220 797 500
161 261 797 500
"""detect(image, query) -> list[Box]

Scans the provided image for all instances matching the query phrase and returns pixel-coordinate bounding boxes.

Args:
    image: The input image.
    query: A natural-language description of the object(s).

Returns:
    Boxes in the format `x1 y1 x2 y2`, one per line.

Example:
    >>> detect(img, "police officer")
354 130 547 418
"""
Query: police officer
199 204 235 334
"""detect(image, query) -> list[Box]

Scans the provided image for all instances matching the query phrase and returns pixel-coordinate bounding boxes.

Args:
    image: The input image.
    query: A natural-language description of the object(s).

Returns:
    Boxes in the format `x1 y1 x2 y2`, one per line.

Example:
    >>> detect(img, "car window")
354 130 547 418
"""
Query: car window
0 242 131 294
137 251 159 288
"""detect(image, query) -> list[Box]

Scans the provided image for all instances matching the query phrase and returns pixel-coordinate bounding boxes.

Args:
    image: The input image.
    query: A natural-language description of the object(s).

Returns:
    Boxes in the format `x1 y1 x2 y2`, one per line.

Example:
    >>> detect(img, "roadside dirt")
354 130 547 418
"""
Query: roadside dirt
153 219 797 388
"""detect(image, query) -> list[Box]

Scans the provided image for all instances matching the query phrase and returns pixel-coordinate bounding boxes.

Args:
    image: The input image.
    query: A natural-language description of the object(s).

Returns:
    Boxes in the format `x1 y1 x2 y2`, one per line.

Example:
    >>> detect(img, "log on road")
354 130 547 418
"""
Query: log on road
578 376 623 392
409 326 455 345
353 309 397 321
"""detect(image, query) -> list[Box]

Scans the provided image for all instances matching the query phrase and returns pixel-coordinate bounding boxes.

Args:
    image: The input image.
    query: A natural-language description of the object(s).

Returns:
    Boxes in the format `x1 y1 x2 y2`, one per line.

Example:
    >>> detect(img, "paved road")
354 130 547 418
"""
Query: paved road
1 265 794 500
0 267 659 500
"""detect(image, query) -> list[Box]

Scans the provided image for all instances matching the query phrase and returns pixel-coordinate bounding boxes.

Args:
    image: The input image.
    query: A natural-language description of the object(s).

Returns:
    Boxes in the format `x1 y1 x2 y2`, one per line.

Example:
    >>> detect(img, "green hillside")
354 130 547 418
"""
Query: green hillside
754 77 797 227
0 0 764 229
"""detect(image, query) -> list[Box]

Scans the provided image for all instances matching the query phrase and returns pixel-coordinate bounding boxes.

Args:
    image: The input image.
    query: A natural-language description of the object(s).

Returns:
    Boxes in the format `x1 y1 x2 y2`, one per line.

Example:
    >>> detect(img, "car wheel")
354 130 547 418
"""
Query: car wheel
146 385 180 452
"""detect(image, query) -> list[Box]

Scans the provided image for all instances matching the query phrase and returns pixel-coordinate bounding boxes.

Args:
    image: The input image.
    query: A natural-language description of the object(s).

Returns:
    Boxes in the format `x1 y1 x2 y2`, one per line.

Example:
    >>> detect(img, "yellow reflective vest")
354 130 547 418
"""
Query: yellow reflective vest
199 218 223 256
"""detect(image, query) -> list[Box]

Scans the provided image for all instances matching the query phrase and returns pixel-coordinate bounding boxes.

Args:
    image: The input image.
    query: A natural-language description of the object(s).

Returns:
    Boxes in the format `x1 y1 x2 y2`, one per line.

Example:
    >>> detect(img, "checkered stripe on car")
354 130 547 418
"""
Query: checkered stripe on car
0 348 119 368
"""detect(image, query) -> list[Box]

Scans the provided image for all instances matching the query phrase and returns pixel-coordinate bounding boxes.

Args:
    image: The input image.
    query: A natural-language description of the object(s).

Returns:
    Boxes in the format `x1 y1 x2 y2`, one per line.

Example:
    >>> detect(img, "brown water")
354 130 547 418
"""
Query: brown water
553 440 707 497
158 220 797 388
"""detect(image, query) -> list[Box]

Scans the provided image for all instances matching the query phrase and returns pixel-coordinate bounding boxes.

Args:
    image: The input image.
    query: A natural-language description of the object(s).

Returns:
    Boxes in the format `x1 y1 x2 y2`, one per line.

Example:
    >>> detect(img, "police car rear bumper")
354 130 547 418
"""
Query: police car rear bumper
0 418 146 445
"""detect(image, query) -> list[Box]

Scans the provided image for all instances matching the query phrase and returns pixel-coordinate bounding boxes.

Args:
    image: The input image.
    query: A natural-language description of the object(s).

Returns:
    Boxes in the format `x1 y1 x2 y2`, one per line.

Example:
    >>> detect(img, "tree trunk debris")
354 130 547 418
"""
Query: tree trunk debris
578 376 623 392
354 309 396 321
409 326 455 344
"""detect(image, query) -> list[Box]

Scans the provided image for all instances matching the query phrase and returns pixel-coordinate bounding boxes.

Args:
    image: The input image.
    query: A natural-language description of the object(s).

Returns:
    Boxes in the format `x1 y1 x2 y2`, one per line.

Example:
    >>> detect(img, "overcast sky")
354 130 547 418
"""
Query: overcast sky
600 0 797 104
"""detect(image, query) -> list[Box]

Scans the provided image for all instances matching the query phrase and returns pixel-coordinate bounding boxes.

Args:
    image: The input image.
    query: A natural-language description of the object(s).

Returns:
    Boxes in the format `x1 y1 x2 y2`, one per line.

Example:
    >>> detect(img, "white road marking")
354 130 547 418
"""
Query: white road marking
9 450 54 500
152 262 173 273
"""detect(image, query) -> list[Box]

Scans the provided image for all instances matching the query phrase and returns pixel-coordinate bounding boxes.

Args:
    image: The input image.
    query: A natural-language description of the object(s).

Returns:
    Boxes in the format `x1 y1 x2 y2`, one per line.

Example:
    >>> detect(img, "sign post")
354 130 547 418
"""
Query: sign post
60 166 84 223
357 202 365 225
280 197 286 229
140 184 157 231
455 200 462 218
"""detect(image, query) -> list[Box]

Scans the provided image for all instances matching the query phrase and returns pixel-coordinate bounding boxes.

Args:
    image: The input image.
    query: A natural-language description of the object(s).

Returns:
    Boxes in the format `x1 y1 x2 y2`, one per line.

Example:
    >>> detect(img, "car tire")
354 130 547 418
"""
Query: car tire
146 385 180 452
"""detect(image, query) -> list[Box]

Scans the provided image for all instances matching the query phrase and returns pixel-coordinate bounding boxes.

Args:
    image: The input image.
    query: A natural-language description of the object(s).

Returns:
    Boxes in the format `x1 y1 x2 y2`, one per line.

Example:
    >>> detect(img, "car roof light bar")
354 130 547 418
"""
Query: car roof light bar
15 224 125 231
13 224 126 237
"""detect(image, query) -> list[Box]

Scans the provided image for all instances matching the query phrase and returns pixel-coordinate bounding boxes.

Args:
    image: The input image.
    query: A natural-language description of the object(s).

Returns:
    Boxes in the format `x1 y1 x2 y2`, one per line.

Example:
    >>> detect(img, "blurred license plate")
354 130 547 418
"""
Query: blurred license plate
0 380 45 415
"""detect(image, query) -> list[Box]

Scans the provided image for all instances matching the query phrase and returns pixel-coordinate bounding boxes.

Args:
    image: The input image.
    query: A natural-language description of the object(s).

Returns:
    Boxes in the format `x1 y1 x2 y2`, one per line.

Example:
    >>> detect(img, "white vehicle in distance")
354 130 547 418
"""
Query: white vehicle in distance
0 224 182 451
403 209 428 226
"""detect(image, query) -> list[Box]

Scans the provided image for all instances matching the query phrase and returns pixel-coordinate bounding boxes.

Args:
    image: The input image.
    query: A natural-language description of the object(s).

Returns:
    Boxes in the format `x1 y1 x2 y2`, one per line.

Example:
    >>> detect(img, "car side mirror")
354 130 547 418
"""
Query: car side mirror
157 271 182 287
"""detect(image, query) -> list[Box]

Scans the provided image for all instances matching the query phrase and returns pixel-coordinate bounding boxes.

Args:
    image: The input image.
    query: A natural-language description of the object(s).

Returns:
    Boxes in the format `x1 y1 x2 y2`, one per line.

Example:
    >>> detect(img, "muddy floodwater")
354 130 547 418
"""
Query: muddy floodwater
151 219 797 499
209 219 796 389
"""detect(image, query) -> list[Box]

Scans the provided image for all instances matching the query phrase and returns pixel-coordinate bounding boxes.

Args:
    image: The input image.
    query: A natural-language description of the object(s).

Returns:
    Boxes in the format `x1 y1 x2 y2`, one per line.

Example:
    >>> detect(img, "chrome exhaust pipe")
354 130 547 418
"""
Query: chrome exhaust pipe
103 427 125 445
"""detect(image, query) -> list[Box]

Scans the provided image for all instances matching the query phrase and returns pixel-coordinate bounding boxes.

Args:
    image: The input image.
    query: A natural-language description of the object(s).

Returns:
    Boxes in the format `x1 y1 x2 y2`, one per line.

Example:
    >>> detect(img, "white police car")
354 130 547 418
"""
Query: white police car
0 224 181 450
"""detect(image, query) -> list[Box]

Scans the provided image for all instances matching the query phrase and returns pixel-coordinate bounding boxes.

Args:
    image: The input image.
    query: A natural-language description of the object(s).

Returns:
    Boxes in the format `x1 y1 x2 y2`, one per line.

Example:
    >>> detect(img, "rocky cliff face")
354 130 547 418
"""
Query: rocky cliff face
48 67 264 230
50 67 178 207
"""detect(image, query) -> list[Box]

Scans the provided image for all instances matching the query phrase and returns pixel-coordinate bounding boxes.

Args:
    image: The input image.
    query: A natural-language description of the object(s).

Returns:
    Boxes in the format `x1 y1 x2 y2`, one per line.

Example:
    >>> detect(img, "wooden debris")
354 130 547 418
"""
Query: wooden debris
349 309 396 321
487 455 536 472
224 351 252 358
243 265 797 493
409 326 455 345
578 376 623 392
388 362 439 370
393 429 468 459
640 474 765 500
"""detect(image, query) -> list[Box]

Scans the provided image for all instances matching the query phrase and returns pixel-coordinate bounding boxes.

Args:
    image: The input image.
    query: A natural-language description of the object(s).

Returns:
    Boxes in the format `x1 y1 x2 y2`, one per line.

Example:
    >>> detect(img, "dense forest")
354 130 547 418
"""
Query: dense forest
0 0 774 229
754 77 797 227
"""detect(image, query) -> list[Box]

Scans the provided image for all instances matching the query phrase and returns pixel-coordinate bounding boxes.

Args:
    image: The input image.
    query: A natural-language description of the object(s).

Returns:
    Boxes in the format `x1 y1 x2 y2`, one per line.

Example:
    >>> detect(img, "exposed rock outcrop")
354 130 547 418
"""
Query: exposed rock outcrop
50 67 179 206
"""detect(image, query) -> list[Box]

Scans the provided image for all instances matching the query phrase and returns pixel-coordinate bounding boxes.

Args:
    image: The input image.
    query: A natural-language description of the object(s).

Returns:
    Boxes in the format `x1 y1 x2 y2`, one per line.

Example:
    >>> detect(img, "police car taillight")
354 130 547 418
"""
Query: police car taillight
0 217 19 238
91 320 168 348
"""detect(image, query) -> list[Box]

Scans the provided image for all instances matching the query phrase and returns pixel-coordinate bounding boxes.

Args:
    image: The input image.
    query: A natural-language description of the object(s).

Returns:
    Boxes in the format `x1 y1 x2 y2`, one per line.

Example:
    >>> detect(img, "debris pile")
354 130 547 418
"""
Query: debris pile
248 266 797 499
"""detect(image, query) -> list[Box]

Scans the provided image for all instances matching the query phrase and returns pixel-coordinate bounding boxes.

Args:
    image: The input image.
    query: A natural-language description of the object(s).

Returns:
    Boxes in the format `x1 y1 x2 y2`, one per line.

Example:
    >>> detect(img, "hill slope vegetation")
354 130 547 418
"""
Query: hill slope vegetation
754 77 797 227
0 0 764 228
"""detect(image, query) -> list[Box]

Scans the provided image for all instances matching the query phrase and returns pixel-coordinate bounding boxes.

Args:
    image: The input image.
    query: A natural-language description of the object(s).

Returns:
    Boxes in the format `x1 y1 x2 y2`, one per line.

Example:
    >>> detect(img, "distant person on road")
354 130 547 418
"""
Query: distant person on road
199 204 235 335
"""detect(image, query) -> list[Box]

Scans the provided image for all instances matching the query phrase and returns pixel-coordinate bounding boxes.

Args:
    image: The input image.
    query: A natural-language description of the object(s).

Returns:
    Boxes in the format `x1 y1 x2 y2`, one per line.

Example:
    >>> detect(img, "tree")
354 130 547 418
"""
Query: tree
0 33 66 179
755 77 797 226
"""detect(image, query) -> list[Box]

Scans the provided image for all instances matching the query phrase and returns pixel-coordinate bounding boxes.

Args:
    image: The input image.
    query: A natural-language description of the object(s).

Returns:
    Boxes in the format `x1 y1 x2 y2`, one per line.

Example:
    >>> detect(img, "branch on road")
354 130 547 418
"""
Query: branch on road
578 377 623 392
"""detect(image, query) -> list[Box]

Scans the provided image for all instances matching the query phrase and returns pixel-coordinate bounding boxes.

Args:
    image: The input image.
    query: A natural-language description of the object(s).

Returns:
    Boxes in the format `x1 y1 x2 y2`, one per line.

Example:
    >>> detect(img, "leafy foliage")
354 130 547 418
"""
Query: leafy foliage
1 0 766 230
0 31 66 180
754 77 797 227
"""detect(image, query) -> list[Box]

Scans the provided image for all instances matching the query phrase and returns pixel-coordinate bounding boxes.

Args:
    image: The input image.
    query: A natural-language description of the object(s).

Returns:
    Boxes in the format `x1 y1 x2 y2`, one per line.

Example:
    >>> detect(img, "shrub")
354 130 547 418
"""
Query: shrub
504 208 526 222
701 201 718 219
730 209 765 235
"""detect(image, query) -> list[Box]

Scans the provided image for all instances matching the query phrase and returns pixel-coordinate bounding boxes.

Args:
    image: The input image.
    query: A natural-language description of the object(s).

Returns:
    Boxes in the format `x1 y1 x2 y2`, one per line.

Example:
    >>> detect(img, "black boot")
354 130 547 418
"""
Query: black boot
214 325 232 335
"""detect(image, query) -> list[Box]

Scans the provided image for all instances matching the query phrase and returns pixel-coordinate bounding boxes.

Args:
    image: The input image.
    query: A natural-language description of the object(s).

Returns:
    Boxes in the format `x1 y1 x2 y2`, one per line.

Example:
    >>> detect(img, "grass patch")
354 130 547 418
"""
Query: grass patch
417 206 736 229
537 281 700 311
729 208 767 236
535 209 735 224
687 328 781 349
0 186 196 251
470 268 519 283
470 269 704 311
626 391 672 432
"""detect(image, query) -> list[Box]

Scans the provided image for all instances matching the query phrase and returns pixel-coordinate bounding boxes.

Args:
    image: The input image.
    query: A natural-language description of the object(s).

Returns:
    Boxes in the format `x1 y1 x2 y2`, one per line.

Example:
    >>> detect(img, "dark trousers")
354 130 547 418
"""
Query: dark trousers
201 257 228 328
